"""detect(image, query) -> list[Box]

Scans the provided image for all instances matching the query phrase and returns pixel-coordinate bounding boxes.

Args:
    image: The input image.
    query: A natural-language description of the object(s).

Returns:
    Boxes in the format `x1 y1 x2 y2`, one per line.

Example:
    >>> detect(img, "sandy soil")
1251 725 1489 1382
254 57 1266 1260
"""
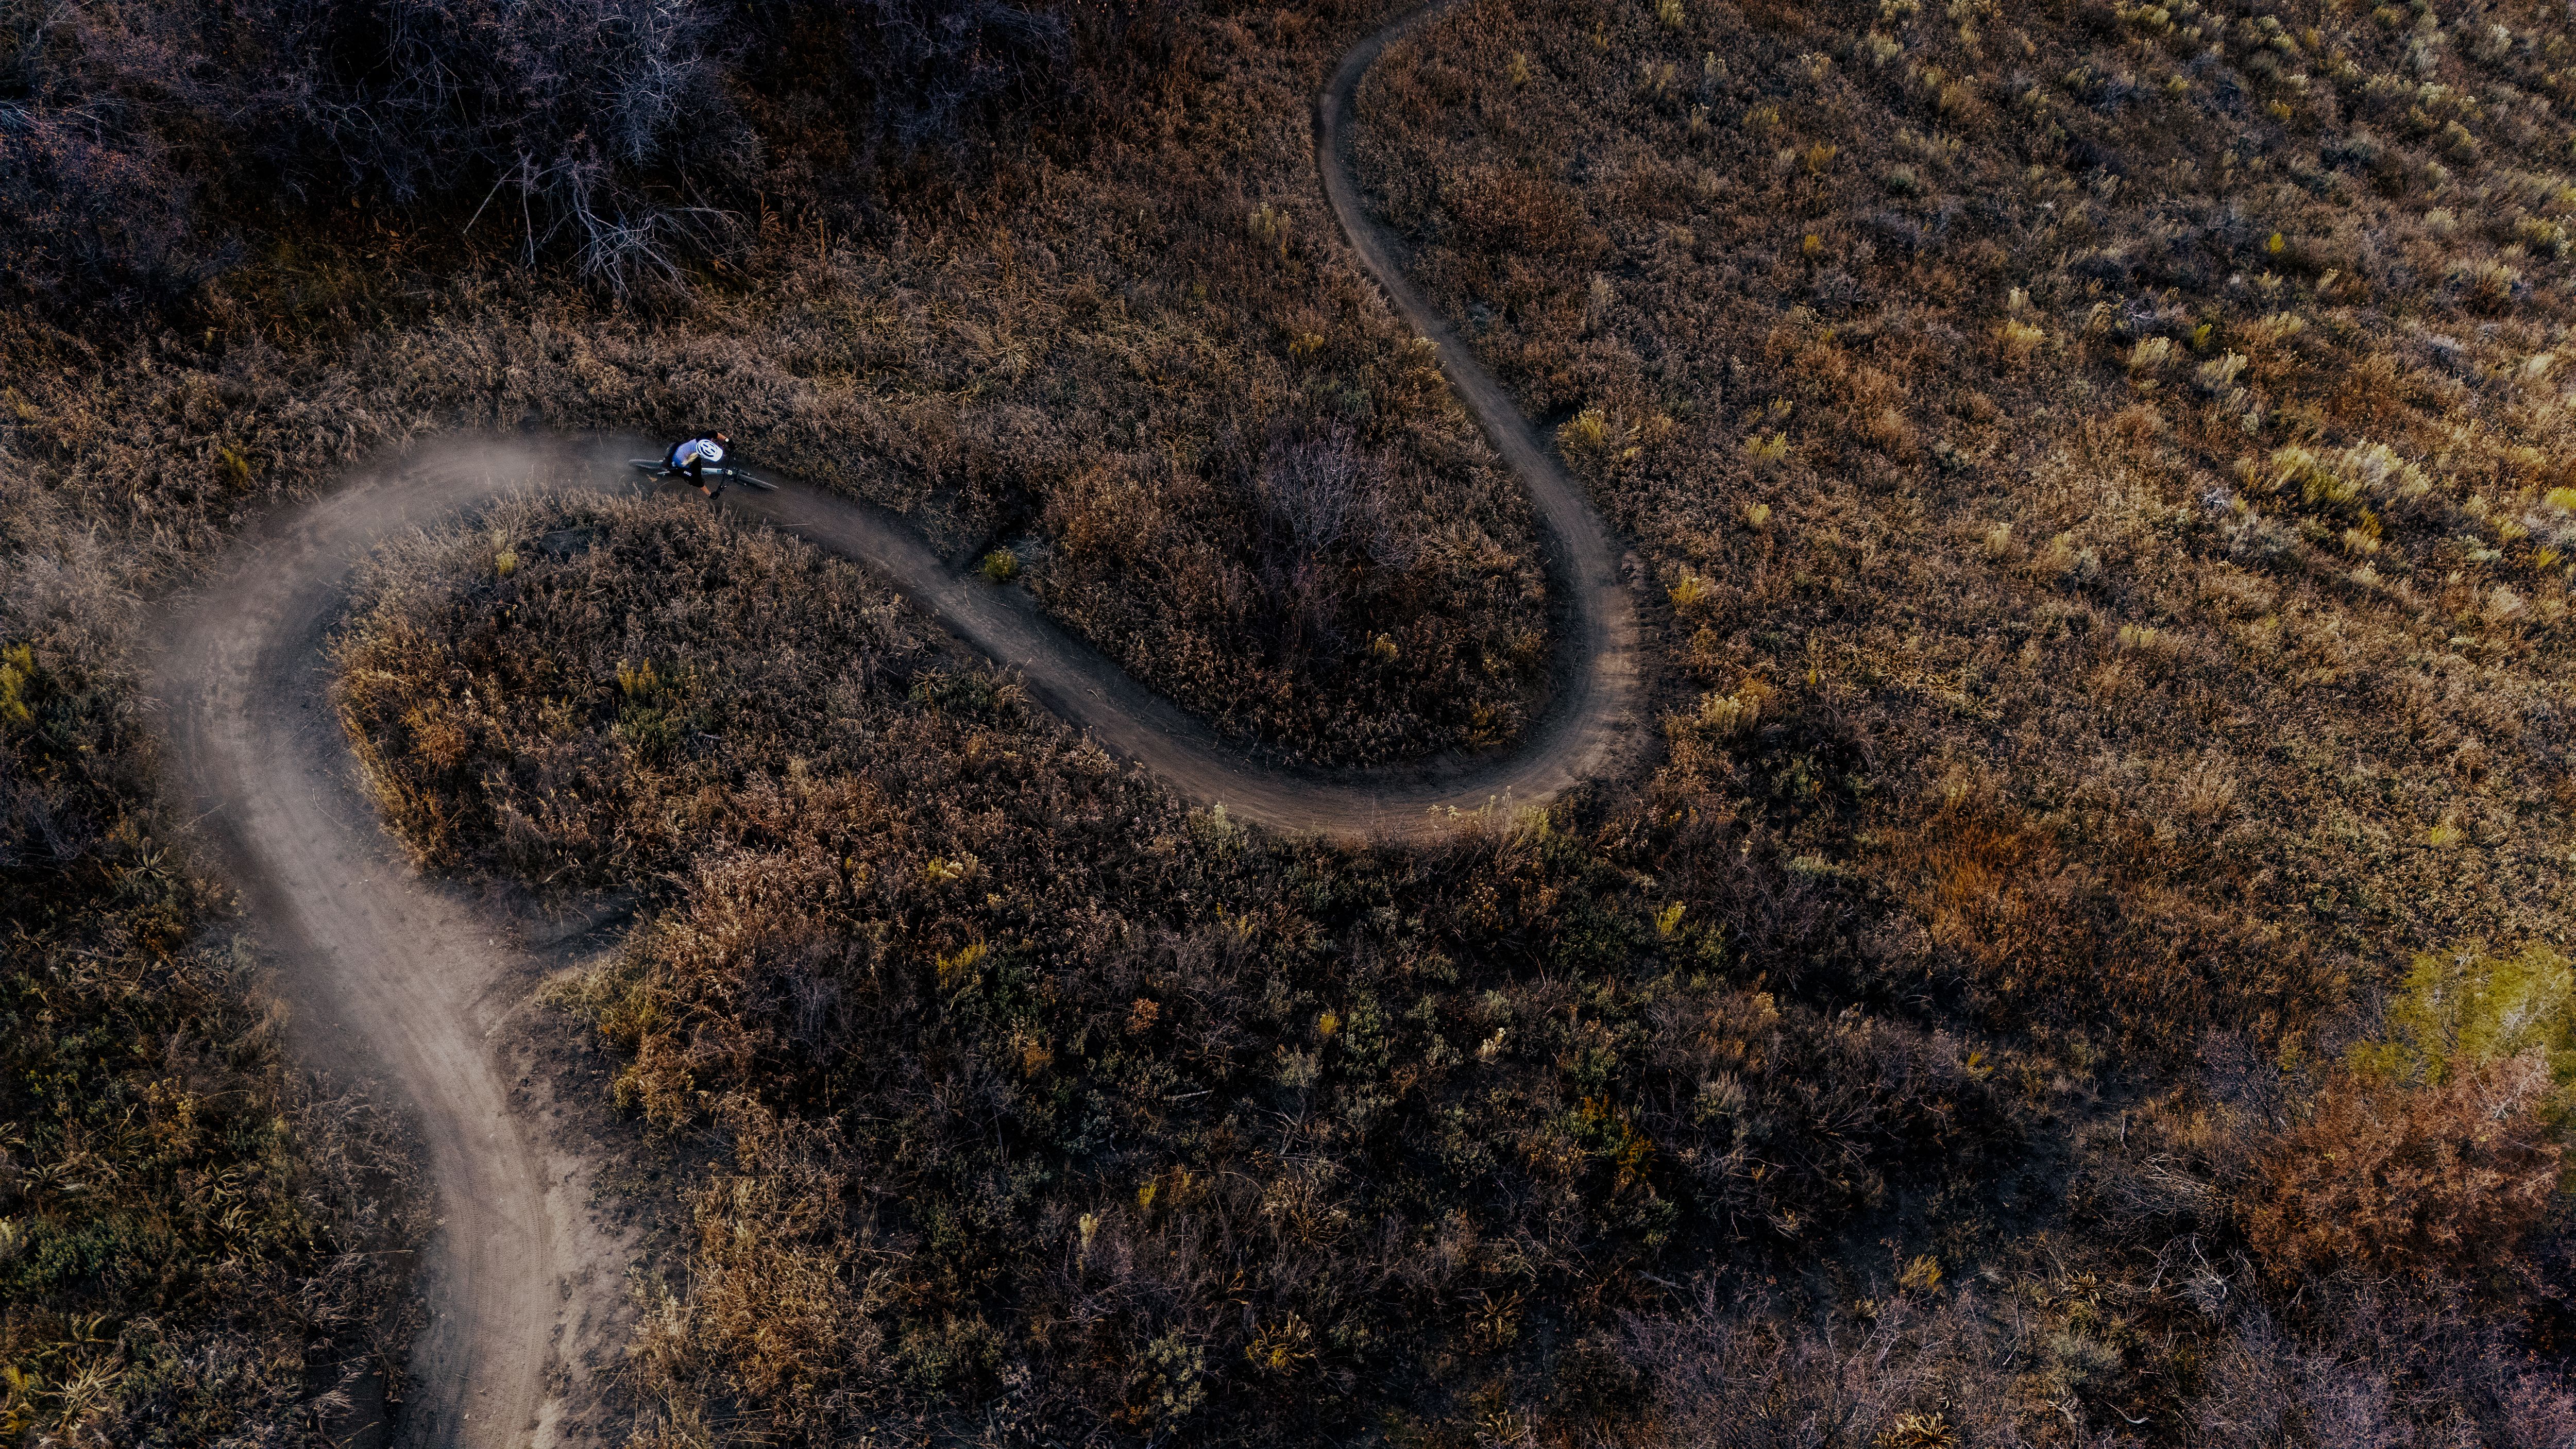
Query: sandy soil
142 3 1645 1441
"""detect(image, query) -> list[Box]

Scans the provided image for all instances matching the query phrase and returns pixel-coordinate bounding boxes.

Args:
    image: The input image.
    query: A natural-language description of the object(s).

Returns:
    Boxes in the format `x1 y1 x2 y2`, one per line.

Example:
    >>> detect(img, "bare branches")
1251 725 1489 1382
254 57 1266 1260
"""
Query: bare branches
2 0 1105 306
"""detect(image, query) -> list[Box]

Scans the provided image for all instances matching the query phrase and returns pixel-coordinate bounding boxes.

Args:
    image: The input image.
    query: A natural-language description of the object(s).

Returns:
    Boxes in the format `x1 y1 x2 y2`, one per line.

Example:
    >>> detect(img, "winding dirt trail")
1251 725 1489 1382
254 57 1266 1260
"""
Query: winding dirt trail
149 3 1639 1443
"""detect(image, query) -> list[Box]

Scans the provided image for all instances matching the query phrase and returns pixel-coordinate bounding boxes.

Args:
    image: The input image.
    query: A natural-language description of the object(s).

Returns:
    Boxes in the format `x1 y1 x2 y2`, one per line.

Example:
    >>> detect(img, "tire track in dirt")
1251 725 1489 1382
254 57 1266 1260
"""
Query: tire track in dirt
147 3 1639 1442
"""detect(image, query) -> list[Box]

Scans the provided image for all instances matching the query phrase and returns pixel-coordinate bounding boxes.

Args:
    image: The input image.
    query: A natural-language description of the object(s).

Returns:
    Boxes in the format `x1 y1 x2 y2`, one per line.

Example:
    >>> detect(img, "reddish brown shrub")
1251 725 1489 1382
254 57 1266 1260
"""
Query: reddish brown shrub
2244 1055 2562 1285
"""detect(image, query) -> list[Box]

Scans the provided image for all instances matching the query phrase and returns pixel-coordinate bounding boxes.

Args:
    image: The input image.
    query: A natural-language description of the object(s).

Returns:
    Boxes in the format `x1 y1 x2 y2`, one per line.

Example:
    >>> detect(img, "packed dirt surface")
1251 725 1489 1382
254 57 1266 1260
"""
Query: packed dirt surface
144 2 1642 1442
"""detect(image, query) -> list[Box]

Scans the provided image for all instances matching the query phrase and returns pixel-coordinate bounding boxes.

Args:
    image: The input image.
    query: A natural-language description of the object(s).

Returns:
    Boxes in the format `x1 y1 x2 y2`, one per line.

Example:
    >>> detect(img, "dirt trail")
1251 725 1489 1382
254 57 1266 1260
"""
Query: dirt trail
146 3 1640 1443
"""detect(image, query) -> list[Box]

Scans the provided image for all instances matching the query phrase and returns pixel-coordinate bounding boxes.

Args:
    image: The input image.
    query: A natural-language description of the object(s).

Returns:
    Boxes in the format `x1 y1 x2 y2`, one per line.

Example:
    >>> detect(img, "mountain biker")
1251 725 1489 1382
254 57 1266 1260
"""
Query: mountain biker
667 431 731 497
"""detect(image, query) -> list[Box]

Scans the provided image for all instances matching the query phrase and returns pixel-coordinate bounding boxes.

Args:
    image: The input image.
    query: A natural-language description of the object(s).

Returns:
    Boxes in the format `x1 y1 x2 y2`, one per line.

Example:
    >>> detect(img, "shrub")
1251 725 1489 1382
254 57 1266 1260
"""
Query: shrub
1 0 1113 303
2243 946 2576 1284
2242 1055 2561 1284
1994 319 2046 366
2349 946 2576 1099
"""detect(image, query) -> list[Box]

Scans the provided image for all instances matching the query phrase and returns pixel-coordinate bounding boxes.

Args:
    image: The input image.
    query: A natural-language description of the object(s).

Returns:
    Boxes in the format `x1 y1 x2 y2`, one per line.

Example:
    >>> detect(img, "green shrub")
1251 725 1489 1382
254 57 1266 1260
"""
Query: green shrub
2349 945 2576 1097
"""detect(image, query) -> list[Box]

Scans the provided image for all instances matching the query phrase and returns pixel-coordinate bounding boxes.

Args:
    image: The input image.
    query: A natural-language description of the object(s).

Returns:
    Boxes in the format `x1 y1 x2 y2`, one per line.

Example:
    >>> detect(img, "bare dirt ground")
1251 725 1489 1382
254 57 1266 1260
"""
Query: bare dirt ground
153 440 648 1448
142 2 1643 1441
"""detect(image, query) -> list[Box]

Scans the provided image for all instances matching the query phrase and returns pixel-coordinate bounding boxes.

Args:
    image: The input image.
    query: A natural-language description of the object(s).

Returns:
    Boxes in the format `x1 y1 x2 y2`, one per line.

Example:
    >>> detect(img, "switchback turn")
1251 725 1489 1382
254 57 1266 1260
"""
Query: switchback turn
149 2 1641 1441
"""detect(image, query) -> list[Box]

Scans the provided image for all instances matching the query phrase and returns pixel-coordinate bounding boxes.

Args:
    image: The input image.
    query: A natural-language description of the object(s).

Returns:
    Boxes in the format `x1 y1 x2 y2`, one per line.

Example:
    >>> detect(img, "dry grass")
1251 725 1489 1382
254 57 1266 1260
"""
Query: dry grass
1 5 1556 1436
16 0 2576 1439
1360 0 2576 1431
0 502 425 1441
336 474 2576 1442
1361 0 2576 1050
336 493 2008 1443
4 3 1547 768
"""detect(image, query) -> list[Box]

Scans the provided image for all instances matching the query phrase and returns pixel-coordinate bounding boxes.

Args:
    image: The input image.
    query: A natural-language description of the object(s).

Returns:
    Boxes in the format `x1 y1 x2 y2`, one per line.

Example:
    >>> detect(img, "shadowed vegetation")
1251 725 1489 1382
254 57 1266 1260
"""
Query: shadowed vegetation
3 2 1557 1431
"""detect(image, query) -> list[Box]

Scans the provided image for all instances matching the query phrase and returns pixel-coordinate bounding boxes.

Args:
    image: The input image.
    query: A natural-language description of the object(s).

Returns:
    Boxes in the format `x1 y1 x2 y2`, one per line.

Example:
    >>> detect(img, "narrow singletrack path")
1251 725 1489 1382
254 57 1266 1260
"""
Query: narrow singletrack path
149 3 1640 1443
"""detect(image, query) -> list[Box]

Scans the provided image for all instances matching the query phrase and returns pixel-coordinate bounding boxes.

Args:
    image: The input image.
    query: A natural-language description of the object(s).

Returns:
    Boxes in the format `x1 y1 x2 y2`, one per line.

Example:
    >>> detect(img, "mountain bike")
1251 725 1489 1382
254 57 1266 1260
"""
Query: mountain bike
628 458 780 492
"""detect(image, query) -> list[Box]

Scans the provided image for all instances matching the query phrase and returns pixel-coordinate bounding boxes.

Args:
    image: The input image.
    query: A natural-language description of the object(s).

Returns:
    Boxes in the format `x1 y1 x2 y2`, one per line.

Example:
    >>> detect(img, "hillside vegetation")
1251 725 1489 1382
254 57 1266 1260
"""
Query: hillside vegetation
9 0 2576 1439
328 0 2576 1438
6 0 1548 766
4 0 1546 1435
337 493 2010 1442
1357 0 2576 1059
342 481 2576 1444
1 515 423 1441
